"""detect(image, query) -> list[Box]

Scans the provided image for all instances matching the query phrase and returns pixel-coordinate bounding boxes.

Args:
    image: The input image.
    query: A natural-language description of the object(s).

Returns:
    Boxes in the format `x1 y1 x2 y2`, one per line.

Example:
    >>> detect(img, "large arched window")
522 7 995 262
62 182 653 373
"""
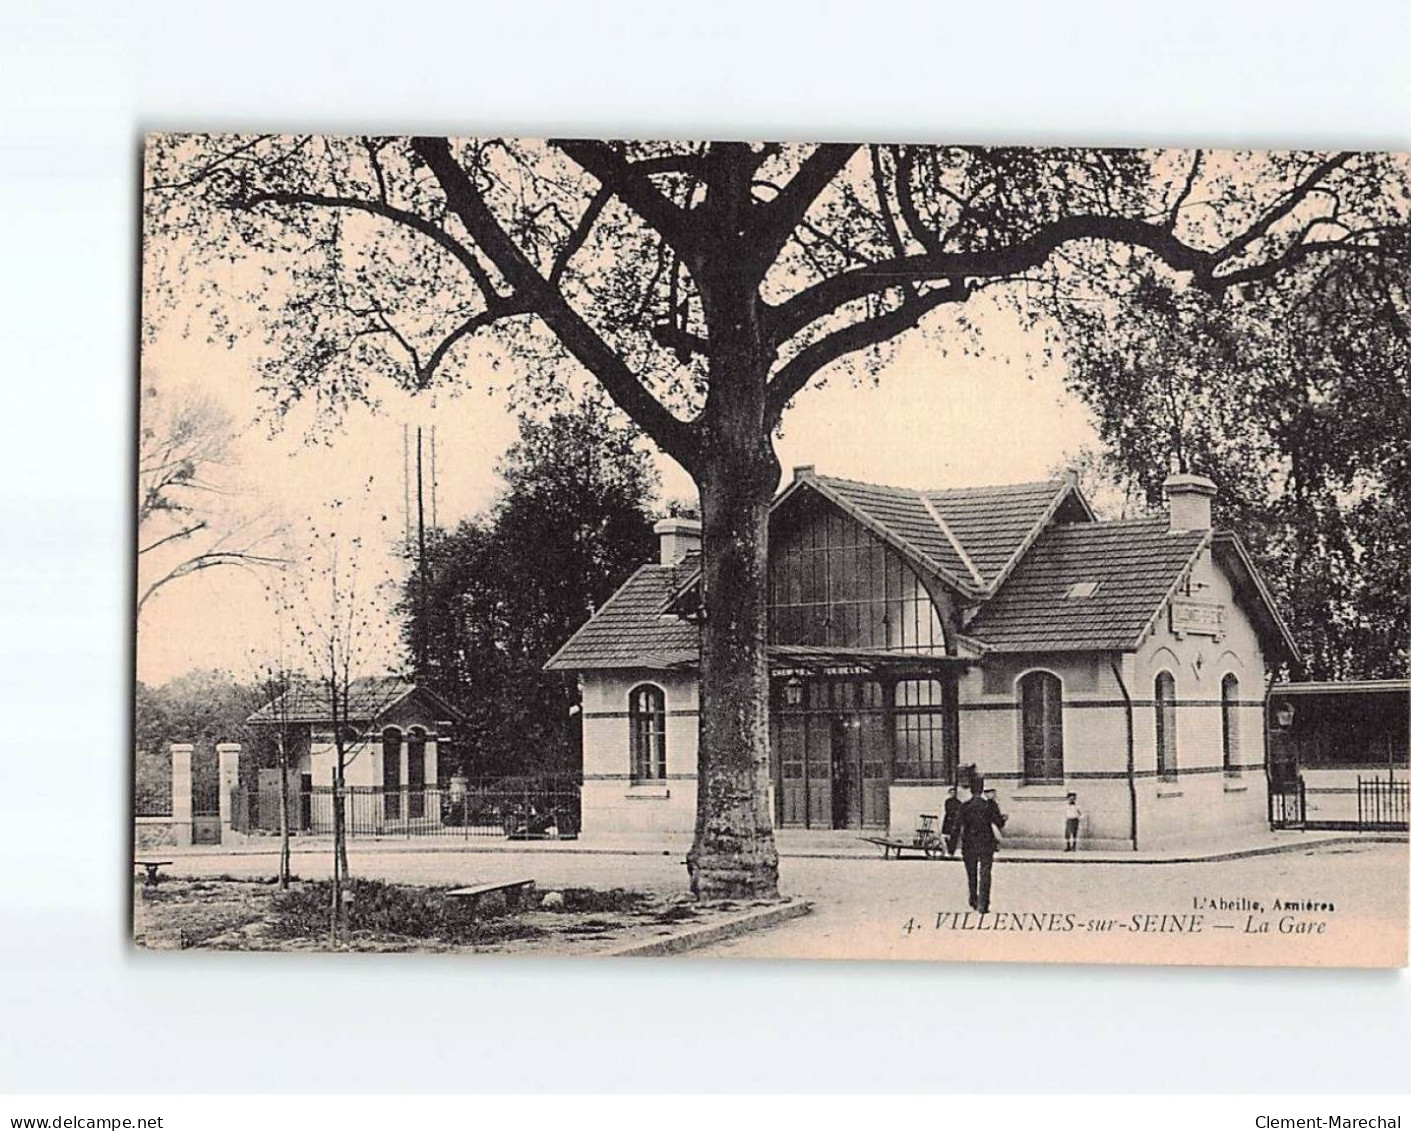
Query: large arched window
629 684 667 781
1221 674 1240 775
382 726 403 818
768 495 945 654
1155 672 1178 781
1019 671 1064 784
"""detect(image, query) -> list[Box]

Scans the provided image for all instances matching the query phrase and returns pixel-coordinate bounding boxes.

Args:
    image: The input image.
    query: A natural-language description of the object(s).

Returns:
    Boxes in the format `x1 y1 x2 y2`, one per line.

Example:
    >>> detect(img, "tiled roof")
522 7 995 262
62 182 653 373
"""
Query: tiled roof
966 518 1208 652
247 676 461 725
542 474 1230 673
813 474 1070 590
814 476 977 584
924 479 1073 584
543 554 701 671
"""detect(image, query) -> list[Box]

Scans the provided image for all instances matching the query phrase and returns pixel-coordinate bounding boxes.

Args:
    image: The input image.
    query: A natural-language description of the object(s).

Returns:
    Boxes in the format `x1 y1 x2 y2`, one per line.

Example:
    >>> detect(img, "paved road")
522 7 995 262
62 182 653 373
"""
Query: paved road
154 840 1408 968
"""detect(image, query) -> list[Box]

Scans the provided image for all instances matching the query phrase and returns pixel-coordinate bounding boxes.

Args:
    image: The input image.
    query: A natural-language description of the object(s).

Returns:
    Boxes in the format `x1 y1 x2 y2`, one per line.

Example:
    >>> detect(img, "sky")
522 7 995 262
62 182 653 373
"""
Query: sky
136 256 1100 686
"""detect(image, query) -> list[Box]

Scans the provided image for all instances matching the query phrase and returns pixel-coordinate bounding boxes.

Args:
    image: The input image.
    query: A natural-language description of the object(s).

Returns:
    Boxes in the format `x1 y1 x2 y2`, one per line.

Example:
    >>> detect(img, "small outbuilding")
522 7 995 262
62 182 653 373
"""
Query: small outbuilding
246 676 466 833
1267 679 1409 828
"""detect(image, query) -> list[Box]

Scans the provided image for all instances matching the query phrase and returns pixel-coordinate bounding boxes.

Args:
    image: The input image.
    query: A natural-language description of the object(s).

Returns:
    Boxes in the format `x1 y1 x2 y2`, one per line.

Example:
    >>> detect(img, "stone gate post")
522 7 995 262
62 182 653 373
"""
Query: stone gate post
170 743 194 847
217 743 241 843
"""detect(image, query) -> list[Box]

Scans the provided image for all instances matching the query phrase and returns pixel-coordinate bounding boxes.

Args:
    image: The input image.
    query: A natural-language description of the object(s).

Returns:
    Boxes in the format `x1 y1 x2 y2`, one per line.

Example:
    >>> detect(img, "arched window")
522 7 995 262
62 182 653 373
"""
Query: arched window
407 727 427 818
768 496 945 654
382 726 403 819
629 685 666 781
1221 674 1240 775
1019 671 1064 783
1155 672 1178 781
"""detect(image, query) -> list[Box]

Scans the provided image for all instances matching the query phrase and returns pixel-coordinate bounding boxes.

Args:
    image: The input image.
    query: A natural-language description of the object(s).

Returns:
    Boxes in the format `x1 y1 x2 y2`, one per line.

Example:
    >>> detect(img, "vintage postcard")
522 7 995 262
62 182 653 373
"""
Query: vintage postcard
135 136 1409 965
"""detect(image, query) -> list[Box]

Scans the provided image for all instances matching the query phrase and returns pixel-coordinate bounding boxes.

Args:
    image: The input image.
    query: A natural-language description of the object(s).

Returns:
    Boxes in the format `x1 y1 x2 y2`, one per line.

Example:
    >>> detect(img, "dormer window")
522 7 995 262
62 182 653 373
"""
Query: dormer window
1065 581 1101 599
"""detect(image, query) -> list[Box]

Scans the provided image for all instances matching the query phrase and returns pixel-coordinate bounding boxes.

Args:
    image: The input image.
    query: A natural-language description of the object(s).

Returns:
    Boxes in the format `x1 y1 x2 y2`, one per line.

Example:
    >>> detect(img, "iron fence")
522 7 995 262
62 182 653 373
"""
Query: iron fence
1268 777 1306 829
302 779 581 840
1357 776 1408 832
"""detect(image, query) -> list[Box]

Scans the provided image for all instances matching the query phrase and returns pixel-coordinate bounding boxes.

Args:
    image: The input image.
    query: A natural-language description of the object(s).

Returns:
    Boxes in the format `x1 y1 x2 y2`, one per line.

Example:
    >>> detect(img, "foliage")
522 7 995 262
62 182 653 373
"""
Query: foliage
269 879 546 944
133 669 271 814
546 887 651 915
1052 243 1411 679
134 669 266 752
400 401 659 777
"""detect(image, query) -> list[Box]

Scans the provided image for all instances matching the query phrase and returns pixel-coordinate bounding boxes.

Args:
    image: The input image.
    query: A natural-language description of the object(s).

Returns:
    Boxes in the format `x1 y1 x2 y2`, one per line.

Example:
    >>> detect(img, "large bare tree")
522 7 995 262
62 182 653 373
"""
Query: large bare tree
137 373 283 616
145 137 1407 897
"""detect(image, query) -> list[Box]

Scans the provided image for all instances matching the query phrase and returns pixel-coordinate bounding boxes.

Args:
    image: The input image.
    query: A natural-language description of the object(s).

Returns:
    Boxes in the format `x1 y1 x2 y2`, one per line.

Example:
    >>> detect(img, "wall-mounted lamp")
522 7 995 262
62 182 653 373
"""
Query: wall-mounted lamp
1273 700 1295 729
783 676 805 708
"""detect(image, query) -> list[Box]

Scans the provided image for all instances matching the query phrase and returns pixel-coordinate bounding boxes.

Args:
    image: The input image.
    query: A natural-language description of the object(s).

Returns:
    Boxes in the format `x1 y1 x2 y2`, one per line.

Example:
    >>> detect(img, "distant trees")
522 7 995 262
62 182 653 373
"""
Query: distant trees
1053 242 1410 679
133 669 264 815
401 401 660 779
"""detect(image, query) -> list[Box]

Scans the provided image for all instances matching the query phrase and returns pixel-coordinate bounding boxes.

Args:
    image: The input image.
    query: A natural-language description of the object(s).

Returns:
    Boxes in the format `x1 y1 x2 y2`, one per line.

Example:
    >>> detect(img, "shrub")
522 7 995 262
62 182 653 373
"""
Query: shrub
269 879 545 945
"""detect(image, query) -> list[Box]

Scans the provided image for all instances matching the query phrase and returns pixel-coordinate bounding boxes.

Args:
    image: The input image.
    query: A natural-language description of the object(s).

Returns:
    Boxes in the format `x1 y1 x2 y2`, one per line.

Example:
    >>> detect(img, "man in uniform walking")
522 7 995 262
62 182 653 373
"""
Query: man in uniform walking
957 776 1002 913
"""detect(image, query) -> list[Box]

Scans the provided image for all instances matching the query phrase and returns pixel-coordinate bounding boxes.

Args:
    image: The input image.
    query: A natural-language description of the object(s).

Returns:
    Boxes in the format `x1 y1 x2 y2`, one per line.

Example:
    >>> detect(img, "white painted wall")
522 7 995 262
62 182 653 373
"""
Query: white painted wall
580 670 700 835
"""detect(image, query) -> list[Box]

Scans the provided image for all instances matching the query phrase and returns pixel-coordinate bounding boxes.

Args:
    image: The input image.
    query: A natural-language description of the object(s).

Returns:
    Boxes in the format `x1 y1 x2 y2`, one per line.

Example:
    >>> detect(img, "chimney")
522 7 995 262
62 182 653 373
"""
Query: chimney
1164 470 1217 532
793 465 815 482
654 517 702 565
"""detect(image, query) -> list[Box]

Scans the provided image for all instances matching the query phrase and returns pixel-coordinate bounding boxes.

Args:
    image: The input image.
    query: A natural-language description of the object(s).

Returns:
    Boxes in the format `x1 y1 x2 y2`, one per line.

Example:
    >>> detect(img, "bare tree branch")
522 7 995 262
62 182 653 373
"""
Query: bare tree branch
413 136 699 469
1210 152 1353 267
548 140 701 267
1166 150 1204 229
765 281 972 424
749 143 860 269
548 185 610 287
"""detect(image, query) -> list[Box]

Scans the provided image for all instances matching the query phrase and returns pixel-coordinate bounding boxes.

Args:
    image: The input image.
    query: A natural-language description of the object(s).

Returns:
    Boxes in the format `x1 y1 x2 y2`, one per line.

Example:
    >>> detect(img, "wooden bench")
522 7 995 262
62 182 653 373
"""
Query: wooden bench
134 859 173 886
446 879 536 914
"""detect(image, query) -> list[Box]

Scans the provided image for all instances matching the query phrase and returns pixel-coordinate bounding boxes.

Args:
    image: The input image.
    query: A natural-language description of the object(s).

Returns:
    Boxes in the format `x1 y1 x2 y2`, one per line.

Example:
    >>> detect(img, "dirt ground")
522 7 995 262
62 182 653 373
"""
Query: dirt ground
132 876 769 956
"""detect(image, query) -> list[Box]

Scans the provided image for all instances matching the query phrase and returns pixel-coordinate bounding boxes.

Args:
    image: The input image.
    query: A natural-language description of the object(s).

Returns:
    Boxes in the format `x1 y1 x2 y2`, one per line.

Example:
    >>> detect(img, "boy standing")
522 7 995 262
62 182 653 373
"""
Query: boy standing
1064 792 1082 851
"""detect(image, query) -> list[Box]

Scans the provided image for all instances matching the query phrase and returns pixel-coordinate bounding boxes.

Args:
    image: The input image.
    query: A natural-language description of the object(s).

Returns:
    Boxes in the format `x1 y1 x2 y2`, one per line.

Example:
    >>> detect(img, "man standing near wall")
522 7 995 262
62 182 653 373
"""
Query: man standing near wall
942 786 962 856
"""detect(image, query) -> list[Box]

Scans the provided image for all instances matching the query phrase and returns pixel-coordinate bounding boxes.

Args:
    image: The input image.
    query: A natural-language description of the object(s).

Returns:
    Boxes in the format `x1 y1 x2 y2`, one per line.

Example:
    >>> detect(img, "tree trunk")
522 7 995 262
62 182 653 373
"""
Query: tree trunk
277 729 291 890
686 425 781 900
329 763 343 945
334 751 349 881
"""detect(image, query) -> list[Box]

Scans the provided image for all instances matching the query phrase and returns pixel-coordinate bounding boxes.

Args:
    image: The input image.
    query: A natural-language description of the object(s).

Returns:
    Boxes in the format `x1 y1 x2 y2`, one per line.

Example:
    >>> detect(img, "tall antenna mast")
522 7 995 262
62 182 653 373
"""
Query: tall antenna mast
402 424 412 554
429 425 438 531
415 426 428 674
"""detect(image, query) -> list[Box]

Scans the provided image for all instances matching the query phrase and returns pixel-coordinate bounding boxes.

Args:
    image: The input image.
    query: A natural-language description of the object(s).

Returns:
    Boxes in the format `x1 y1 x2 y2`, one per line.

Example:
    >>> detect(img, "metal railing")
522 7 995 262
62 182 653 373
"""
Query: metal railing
1268 777 1306 829
302 779 581 840
1357 776 1408 832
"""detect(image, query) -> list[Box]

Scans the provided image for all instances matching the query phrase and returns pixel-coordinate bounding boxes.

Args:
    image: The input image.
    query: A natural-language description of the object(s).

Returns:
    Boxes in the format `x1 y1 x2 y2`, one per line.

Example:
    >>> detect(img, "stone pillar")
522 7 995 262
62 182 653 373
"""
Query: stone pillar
427 739 440 824
217 743 242 843
171 743 194 847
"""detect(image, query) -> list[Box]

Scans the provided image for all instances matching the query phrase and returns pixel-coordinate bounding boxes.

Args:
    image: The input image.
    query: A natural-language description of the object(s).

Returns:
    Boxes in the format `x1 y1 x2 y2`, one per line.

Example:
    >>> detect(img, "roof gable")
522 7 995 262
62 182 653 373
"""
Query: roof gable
247 677 468 726
924 478 1090 587
805 475 980 591
966 518 1209 653
1210 532 1302 666
543 554 701 671
804 472 1086 596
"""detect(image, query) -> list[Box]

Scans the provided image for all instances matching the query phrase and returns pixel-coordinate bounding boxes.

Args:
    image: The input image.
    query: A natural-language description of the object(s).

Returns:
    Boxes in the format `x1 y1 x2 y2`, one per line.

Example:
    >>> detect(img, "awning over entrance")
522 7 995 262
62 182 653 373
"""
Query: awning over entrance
768 644 974 678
